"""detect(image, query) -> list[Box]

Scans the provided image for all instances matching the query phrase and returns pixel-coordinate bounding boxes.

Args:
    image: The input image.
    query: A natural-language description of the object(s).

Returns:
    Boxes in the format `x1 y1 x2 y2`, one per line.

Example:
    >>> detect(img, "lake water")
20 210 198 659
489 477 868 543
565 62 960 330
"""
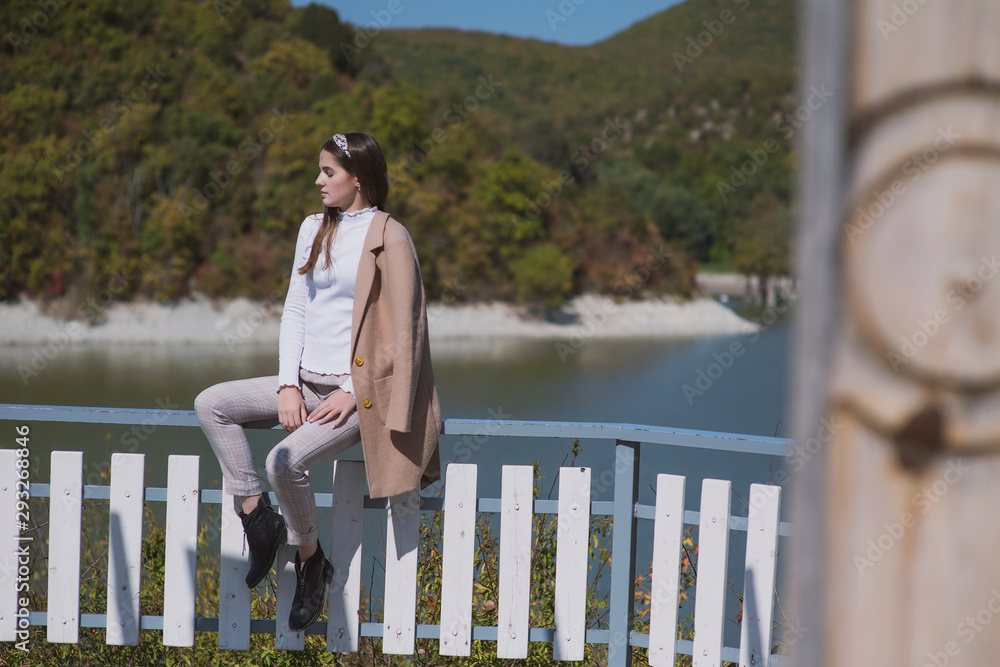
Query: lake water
0 301 791 644
0 303 789 498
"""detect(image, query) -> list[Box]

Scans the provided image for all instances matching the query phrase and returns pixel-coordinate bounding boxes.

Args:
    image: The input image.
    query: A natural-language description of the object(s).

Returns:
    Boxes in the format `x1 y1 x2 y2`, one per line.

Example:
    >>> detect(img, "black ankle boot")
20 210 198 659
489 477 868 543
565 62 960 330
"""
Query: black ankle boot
238 495 287 588
288 544 334 632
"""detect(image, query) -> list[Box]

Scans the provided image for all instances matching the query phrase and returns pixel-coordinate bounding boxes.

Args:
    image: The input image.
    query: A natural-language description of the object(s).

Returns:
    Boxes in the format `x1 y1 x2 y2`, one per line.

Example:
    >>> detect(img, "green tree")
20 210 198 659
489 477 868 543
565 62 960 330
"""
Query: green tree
731 194 794 300
510 243 576 307
291 3 373 76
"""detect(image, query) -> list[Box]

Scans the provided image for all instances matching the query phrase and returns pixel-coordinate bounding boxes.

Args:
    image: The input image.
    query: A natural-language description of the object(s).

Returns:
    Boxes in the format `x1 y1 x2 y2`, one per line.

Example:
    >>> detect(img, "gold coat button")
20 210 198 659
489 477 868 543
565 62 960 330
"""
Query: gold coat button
355 356 364 366
362 398 372 408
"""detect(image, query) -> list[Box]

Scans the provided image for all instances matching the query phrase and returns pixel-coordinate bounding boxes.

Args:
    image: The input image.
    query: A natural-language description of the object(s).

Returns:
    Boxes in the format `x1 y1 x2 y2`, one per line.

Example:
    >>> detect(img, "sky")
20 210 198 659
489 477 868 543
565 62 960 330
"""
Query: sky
291 0 686 46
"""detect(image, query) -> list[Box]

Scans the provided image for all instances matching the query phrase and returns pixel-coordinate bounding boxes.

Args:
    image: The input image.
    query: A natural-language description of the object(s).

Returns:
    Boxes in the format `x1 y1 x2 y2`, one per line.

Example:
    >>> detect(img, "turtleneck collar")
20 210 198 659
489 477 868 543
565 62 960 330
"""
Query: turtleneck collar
339 205 378 222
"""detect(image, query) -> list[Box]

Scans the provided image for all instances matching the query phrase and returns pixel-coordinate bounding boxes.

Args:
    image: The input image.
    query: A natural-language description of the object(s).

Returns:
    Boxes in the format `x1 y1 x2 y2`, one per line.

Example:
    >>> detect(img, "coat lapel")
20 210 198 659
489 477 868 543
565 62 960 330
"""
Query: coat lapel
351 211 390 359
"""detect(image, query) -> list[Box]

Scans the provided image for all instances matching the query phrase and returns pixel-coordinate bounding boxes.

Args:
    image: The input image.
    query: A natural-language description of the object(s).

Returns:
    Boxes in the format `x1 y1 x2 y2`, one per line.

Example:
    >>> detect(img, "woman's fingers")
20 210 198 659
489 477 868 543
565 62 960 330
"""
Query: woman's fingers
312 404 339 425
278 388 306 432
307 403 329 423
281 408 300 432
307 392 355 426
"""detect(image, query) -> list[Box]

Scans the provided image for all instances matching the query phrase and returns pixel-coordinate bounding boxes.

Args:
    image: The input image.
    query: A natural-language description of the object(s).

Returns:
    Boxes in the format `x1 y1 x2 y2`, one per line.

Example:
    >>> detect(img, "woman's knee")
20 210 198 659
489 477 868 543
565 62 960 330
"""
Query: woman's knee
193 387 215 420
194 383 236 424
266 445 302 483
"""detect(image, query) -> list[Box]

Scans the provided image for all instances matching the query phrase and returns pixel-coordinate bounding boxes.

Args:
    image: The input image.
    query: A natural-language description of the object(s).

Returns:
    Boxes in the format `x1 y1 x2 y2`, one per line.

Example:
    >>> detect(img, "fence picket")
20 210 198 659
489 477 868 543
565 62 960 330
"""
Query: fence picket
692 479 731 667
439 463 477 655
327 460 365 653
0 450 17 642
163 455 199 647
275 539 304 650
382 488 420 654
46 451 83 643
218 479 250 649
553 466 590 662
740 484 782 667
648 473 686 666
106 453 145 646
497 465 533 659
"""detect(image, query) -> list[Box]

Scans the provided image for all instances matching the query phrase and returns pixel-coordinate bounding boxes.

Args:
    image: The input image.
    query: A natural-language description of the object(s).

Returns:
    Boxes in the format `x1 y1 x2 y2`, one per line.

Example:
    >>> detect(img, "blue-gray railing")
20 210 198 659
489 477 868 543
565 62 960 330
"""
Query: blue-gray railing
0 403 792 666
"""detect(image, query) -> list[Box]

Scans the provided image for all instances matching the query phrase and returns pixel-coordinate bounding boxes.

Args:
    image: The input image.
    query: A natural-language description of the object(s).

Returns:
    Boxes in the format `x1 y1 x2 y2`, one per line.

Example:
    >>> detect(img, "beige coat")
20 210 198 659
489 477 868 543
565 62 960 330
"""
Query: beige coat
349 211 442 498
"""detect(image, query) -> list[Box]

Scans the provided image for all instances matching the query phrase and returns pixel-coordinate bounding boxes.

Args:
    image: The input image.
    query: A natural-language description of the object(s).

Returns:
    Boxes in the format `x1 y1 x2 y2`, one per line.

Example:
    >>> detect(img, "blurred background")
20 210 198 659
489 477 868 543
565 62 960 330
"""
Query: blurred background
0 0 794 307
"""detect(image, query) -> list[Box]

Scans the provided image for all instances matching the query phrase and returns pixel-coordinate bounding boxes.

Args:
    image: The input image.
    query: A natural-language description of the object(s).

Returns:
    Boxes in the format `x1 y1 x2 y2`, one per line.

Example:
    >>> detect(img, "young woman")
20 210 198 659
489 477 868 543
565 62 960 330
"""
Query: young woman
195 132 442 632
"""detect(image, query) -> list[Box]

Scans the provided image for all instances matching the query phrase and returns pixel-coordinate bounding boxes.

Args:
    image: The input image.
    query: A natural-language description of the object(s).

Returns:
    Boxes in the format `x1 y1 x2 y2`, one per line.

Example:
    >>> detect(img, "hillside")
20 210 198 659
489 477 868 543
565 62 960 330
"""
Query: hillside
371 0 797 278
0 0 797 310
373 0 796 154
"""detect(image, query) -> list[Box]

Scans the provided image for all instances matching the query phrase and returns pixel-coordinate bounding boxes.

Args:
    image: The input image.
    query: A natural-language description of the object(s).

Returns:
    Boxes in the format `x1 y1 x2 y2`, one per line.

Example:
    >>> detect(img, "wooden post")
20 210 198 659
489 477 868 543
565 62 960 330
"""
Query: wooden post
787 0 850 662
608 441 639 667
793 0 1000 664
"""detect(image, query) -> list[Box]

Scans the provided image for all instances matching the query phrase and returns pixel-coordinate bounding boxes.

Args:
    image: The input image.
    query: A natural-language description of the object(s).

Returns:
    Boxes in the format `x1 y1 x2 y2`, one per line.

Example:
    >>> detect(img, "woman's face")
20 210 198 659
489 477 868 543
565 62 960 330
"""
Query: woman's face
315 150 361 210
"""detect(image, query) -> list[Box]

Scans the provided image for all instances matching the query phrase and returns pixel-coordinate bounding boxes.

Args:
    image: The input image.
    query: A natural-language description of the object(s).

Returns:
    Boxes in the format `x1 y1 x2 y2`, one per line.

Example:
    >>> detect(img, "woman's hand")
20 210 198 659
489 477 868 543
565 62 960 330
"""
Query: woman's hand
278 386 308 432
307 389 357 427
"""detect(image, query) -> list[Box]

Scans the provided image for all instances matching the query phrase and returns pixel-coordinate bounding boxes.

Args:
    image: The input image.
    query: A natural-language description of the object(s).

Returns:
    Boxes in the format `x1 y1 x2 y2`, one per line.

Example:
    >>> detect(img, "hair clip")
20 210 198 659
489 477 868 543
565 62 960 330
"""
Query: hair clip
333 133 351 157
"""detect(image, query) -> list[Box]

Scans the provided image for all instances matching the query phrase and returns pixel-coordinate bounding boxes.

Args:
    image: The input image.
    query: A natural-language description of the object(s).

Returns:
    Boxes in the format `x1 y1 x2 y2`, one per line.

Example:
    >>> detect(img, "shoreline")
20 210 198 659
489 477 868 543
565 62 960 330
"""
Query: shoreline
0 292 757 347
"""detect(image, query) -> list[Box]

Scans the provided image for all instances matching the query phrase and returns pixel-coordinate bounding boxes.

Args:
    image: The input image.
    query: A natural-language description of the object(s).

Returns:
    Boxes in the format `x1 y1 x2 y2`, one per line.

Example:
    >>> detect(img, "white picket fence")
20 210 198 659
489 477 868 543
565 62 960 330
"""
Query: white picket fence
0 406 790 665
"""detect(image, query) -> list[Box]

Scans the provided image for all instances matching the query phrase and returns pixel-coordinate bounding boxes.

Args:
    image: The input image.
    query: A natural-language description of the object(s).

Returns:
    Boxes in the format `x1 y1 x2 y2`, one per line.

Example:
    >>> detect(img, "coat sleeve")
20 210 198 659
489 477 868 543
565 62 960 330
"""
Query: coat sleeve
383 222 425 433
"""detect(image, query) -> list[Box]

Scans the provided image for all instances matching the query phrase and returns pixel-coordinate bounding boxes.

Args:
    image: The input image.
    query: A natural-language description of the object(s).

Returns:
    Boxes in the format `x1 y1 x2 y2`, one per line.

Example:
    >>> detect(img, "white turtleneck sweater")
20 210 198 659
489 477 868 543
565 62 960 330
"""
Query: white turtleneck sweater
278 206 378 396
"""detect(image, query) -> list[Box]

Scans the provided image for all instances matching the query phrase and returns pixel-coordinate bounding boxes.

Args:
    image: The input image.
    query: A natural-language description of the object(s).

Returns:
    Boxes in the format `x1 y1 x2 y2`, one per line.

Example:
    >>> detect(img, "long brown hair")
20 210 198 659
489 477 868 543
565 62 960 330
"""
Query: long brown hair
299 132 389 275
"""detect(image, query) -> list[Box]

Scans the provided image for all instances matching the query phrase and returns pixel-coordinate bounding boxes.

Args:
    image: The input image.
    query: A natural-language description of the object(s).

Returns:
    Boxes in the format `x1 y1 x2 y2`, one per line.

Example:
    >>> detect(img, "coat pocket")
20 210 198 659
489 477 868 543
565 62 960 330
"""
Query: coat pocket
374 374 430 426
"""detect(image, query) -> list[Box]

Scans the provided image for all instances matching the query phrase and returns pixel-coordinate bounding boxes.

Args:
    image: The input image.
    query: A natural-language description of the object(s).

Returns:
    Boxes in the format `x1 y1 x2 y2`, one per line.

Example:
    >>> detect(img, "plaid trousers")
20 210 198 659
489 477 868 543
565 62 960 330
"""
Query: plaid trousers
194 368 361 545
